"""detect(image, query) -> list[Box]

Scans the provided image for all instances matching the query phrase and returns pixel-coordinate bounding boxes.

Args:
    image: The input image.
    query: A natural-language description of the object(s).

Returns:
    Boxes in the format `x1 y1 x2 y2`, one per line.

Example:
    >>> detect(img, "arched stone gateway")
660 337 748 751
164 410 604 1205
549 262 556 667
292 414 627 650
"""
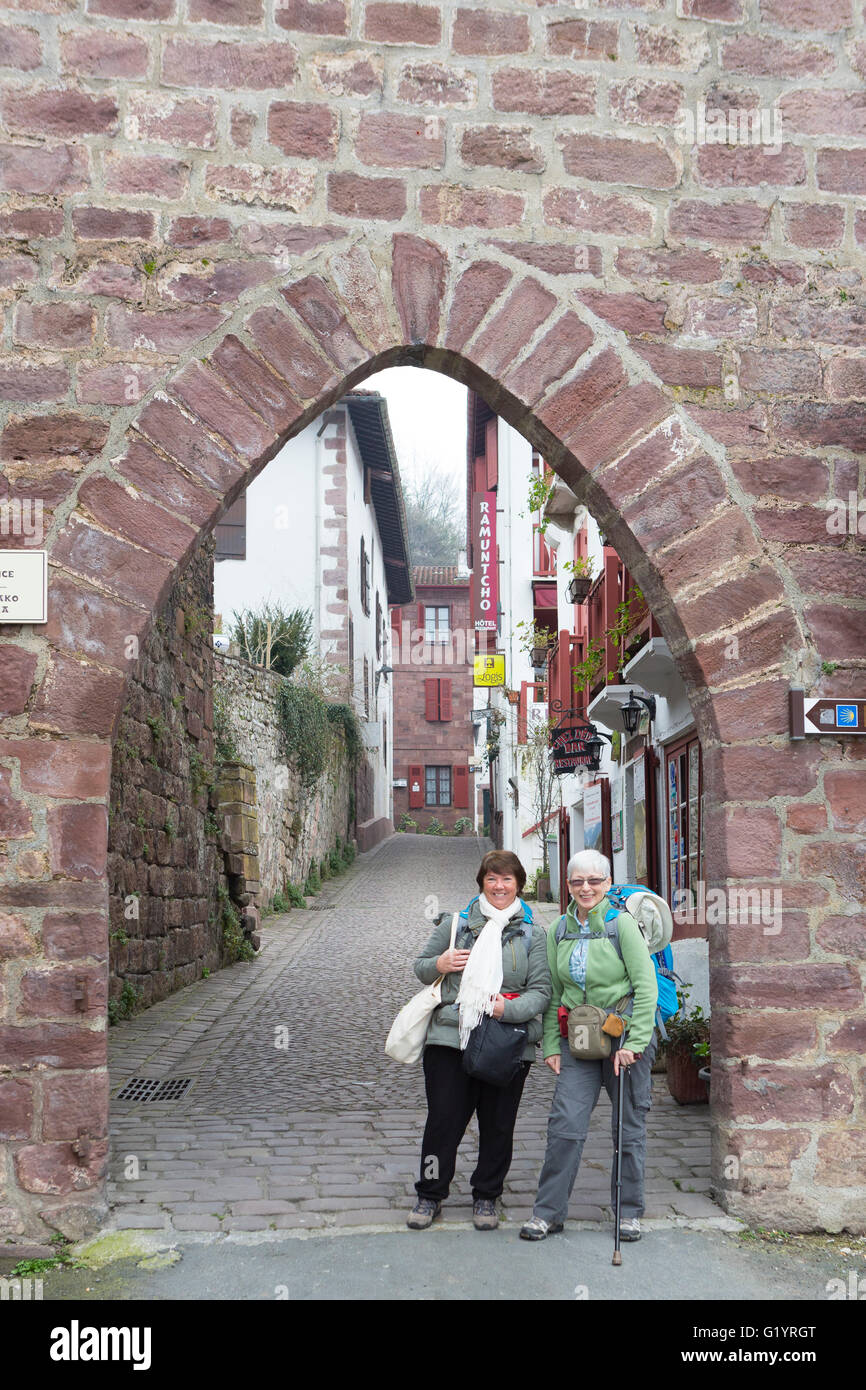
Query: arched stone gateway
0 5 865 1241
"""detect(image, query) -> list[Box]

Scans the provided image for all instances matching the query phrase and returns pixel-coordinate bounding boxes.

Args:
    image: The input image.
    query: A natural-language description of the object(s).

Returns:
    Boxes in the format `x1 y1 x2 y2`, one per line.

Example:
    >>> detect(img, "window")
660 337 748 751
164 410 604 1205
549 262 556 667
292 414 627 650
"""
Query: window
215 495 246 561
375 592 382 658
424 605 450 643
665 735 703 916
424 677 452 721
425 766 451 806
363 655 369 719
360 536 371 616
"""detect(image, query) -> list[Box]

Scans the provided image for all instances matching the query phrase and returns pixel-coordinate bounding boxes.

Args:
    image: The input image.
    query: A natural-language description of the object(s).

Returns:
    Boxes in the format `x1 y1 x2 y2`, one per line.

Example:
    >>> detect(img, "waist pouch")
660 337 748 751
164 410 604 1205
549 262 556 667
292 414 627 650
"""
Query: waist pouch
566 996 631 1061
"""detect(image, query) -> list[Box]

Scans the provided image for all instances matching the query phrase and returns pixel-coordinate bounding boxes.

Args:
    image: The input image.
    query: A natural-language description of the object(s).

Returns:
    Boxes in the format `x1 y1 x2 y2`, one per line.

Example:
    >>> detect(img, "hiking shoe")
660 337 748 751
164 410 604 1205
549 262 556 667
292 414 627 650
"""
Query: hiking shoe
519 1216 564 1241
620 1218 641 1242
473 1199 499 1231
407 1198 442 1230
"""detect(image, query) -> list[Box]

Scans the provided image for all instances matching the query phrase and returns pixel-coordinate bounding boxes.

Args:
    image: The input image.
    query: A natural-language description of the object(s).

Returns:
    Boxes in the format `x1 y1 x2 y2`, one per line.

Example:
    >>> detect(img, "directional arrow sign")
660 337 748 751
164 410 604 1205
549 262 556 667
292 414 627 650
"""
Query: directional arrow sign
790 690 866 737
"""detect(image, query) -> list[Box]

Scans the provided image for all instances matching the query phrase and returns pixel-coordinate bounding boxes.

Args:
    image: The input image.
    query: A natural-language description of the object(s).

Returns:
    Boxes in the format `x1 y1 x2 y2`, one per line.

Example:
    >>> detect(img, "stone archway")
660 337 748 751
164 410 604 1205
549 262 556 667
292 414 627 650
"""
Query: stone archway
1 229 863 1241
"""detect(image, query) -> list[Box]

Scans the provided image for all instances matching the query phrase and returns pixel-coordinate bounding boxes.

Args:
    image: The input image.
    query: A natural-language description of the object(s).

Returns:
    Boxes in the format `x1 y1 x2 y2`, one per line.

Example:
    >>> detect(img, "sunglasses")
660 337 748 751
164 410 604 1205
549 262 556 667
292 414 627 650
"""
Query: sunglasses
568 877 607 887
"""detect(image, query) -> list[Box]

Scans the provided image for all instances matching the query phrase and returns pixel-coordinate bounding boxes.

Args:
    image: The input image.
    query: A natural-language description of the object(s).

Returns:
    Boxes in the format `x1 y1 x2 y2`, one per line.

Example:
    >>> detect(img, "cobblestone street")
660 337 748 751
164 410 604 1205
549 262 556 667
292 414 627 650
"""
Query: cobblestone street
108 835 719 1235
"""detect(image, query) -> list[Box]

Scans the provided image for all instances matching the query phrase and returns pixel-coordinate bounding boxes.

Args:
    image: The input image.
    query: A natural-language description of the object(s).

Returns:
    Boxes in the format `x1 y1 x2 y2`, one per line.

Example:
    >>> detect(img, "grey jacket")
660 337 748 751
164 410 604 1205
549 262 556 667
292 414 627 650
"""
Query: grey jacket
413 898 552 1062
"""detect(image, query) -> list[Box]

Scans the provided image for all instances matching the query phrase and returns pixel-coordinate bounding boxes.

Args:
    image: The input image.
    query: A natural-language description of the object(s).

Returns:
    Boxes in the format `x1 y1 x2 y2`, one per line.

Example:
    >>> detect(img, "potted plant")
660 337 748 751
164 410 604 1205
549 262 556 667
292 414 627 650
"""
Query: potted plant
664 992 710 1105
516 620 556 669
562 555 596 605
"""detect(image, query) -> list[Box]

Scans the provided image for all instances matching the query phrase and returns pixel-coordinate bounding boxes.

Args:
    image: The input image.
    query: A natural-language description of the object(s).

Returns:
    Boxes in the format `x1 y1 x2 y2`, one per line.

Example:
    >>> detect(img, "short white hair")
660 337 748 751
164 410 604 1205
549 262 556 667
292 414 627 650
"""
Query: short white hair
567 849 611 881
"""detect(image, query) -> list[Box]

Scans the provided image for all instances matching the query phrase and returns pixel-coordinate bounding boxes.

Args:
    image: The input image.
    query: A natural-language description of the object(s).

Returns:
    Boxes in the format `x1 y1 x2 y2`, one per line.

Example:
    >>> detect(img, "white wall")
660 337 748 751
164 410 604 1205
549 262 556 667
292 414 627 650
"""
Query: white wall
214 420 321 641
214 406 394 831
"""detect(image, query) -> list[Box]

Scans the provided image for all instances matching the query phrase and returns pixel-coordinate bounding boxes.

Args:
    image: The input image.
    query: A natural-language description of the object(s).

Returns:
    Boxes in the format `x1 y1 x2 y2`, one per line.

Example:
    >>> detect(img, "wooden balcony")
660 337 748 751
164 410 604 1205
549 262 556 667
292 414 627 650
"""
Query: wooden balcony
584 550 661 703
532 523 556 578
546 629 586 721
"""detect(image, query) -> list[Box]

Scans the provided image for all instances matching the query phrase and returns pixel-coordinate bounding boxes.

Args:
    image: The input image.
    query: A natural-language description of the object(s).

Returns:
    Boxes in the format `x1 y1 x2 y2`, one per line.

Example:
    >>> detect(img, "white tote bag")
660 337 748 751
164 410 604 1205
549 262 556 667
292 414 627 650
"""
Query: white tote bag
385 914 459 1064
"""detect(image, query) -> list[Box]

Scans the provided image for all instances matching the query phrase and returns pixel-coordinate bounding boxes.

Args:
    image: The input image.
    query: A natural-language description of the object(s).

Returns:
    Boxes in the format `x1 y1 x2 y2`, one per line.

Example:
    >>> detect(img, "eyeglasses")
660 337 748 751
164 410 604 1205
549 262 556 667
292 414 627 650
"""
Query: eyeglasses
568 877 606 887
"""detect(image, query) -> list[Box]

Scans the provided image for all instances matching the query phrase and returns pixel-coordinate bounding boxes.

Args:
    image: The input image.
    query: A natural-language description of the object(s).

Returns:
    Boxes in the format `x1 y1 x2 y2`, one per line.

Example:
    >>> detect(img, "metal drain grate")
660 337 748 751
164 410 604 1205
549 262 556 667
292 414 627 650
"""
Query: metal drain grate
308 904 336 911
115 1078 161 1103
116 1077 193 1103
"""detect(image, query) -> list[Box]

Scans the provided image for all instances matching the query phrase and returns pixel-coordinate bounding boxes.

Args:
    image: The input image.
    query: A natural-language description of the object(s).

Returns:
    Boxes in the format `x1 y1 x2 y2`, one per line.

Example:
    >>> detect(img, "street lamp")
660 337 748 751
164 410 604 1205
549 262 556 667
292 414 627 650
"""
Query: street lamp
583 724 611 773
620 689 656 736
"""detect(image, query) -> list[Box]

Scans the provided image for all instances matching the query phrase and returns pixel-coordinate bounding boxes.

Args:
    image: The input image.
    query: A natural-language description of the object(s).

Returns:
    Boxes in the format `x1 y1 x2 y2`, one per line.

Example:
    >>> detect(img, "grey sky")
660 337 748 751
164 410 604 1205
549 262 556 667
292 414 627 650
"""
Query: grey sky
363 365 468 496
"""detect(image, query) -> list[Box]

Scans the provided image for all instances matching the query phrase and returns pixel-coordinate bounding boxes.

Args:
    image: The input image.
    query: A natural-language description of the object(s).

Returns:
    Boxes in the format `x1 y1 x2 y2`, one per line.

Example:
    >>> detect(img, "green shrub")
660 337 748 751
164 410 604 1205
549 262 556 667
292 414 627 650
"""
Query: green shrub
453 817 472 835
341 840 356 867
328 847 343 876
397 813 417 832
229 601 313 678
426 818 444 836
304 862 322 896
284 882 307 909
108 979 140 1026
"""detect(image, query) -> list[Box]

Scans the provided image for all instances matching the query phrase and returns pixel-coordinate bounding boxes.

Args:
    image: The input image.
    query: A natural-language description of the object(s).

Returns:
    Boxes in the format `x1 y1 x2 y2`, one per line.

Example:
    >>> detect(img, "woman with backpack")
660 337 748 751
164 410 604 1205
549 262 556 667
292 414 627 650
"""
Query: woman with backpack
406 849 552 1232
520 848 658 1242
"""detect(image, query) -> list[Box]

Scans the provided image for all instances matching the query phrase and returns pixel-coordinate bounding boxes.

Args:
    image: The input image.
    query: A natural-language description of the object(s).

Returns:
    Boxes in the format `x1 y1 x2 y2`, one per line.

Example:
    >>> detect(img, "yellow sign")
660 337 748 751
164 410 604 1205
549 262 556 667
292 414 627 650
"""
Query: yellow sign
473 654 505 687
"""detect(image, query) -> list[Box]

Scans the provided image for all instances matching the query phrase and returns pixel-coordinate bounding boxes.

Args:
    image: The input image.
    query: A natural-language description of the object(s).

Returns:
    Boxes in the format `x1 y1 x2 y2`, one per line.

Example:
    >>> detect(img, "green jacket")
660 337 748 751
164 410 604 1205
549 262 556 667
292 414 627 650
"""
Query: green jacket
414 899 552 1062
542 895 658 1059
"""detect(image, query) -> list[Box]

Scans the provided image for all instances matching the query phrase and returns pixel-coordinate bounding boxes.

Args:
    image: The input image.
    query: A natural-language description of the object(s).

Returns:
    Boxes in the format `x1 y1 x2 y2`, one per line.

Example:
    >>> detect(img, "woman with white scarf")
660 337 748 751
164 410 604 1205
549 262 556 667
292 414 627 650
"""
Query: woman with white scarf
407 850 552 1232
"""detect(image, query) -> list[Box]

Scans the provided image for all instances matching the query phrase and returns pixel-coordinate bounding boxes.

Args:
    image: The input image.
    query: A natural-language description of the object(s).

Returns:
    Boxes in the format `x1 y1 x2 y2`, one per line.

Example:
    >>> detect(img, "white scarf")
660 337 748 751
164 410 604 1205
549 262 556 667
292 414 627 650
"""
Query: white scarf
457 893 522 1049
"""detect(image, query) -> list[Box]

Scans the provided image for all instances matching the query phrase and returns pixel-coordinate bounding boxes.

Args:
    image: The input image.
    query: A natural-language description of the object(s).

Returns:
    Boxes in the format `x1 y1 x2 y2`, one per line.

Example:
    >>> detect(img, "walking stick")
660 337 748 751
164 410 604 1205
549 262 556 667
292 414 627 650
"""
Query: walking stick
612 1054 625 1266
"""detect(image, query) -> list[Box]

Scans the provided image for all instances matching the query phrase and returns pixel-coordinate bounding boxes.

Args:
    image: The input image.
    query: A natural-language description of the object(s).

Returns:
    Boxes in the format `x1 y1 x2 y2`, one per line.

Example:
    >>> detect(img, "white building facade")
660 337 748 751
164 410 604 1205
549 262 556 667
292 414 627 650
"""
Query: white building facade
214 392 412 852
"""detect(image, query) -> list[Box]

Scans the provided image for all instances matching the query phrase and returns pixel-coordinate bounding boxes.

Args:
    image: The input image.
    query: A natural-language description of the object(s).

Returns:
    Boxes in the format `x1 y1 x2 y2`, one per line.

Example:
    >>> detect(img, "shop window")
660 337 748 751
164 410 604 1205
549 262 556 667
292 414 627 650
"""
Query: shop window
665 735 703 921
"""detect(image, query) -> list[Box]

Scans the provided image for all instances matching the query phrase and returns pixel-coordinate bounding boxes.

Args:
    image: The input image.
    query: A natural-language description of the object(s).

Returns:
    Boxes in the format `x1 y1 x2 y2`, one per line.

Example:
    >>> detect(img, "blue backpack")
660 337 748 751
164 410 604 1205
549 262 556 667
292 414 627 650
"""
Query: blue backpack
555 885 682 1040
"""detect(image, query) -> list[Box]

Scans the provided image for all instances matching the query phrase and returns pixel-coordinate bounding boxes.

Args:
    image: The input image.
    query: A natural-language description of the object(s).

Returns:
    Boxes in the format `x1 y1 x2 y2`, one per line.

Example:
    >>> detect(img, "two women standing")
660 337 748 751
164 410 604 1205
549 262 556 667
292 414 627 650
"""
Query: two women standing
405 847 658 1238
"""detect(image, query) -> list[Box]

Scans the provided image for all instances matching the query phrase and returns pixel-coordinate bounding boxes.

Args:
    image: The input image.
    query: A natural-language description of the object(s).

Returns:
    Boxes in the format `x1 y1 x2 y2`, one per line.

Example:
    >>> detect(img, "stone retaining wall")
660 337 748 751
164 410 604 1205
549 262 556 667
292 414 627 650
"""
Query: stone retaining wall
107 539 226 1016
213 652 356 902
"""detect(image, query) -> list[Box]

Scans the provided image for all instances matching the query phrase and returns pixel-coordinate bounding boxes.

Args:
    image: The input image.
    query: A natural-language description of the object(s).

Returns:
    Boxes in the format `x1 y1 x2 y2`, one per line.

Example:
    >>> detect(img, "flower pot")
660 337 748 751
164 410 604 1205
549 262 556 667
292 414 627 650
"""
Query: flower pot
666 1043 709 1104
566 575 593 605
530 646 548 667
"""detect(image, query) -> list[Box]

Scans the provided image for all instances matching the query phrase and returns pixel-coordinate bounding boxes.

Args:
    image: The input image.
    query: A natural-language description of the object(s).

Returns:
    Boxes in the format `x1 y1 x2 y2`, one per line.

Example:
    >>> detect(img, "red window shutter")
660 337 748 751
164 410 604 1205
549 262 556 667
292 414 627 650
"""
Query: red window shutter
391 606 401 630
454 765 469 808
417 603 424 631
424 678 439 722
408 765 423 809
485 417 498 490
439 678 452 721
517 682 528 744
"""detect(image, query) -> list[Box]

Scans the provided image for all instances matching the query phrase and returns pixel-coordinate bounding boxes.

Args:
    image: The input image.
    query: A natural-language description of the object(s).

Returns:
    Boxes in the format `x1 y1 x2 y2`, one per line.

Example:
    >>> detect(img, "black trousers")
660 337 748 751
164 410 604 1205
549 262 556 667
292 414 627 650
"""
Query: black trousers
415 1044 531 1202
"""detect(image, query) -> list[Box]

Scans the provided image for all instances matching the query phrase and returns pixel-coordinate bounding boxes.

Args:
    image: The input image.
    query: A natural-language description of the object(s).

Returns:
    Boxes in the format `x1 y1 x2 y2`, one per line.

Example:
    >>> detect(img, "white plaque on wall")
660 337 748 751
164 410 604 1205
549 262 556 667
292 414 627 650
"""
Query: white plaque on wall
0 550 47 623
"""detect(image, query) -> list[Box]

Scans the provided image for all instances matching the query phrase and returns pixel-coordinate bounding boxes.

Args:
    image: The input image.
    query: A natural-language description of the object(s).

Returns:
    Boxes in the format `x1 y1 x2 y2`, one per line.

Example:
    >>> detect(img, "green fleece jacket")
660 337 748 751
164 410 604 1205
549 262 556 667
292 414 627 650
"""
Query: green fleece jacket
542 895 658 1058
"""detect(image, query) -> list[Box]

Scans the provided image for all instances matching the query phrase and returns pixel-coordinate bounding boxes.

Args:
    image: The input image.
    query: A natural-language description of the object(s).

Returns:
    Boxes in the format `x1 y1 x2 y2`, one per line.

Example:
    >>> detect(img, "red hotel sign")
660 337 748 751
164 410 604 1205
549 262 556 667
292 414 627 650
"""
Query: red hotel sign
472 491 497 632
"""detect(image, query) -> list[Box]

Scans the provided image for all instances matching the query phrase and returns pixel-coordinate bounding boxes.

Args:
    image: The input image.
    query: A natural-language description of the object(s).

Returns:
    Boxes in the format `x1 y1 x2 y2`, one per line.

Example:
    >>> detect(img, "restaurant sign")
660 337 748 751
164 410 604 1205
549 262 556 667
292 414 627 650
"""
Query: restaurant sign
550 722 596 774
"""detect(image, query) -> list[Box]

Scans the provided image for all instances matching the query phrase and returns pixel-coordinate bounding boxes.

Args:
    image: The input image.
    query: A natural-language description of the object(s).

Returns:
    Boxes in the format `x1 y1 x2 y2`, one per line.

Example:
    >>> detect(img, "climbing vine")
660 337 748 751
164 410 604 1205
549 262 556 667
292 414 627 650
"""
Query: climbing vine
276 682 329 792
326 702 364 767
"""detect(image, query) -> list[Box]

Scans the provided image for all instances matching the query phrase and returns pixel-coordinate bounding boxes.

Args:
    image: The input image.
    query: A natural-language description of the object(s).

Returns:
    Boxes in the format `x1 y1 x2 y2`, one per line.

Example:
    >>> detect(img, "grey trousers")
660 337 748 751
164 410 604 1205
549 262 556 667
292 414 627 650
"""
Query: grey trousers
532 1032 658 1224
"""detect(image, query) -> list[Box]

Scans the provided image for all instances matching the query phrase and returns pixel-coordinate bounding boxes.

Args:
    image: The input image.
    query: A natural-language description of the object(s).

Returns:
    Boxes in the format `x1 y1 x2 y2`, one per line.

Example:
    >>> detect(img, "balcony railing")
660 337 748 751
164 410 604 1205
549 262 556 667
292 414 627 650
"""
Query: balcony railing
546 629 586 719
532 524 556 578
582 552 661 702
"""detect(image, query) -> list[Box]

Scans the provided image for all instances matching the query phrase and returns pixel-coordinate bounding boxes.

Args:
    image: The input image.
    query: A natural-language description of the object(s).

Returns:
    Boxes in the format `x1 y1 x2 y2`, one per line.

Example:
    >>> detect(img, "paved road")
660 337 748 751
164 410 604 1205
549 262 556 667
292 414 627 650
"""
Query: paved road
107 834 717 1235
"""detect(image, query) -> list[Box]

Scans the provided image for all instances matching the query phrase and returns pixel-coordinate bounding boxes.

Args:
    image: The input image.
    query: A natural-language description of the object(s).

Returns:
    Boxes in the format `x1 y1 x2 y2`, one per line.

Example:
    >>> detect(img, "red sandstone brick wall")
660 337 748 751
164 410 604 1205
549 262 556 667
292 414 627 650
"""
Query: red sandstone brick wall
1 0 865 1240
392 582 475 830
